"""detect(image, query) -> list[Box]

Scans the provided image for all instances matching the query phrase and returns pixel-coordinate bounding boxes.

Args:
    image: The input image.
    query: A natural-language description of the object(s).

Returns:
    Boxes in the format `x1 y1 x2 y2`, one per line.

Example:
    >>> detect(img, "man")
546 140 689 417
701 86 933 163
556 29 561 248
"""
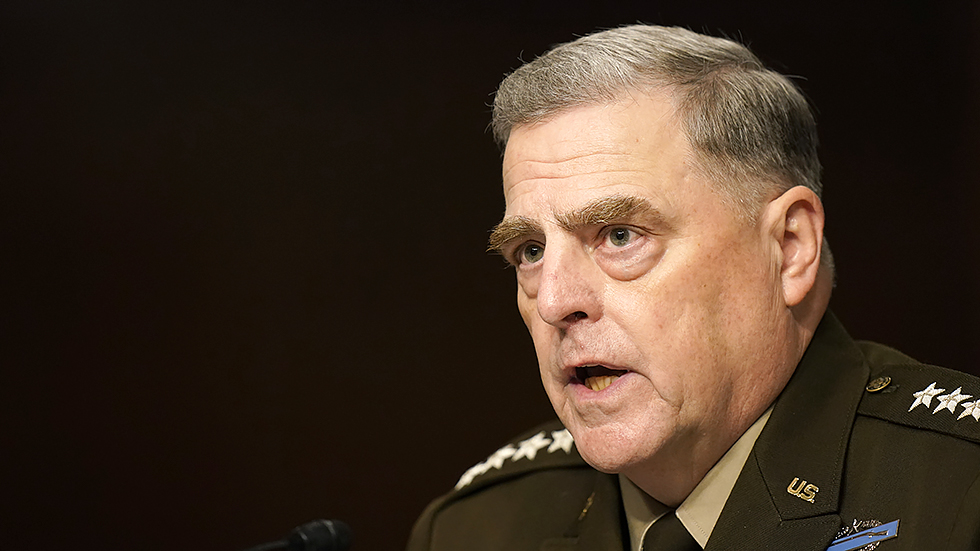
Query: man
408 25 980 550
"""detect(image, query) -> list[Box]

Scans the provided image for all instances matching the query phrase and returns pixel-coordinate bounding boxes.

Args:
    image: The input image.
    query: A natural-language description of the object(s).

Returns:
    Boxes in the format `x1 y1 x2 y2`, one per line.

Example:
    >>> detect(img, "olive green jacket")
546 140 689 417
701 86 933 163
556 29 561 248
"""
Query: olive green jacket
407 314 980 550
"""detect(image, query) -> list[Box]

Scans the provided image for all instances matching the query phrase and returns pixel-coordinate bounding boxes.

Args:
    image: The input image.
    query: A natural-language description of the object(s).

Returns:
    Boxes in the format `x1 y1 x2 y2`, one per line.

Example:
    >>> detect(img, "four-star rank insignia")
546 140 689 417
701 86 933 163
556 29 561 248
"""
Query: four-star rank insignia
909 382 980 421
455 429 574 489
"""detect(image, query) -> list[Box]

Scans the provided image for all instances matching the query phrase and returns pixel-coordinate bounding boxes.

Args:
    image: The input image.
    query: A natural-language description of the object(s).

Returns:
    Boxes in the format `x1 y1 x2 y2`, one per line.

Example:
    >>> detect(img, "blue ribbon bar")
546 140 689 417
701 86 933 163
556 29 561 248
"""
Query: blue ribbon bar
827 519 899 551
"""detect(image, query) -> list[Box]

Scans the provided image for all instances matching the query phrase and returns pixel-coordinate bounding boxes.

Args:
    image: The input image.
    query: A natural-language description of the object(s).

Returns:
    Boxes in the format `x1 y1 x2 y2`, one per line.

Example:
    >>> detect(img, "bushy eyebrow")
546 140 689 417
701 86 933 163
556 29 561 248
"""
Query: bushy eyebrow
487 216 542 253
554 194 661 231
487 194 667 253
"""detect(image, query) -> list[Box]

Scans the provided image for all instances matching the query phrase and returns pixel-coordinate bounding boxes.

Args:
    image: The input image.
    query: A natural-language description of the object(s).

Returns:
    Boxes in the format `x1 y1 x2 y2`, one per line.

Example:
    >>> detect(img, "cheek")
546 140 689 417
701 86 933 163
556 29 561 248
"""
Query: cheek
607 270 731 392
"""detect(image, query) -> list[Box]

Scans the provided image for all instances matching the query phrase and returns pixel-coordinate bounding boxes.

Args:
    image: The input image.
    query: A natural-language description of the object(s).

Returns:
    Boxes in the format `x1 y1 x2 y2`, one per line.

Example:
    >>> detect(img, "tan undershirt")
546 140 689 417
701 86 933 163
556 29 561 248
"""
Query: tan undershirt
619 407 773 550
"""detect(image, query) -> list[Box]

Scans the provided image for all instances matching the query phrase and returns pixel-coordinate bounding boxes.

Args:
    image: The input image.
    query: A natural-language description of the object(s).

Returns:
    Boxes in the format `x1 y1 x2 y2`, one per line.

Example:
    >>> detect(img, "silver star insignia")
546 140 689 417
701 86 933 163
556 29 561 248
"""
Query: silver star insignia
548 429 574 453
909 382 945 411
455 460 491 489
454 444 517 490
958 400 980 421
933 387 972 415
513 432 551 461
484 444 516 469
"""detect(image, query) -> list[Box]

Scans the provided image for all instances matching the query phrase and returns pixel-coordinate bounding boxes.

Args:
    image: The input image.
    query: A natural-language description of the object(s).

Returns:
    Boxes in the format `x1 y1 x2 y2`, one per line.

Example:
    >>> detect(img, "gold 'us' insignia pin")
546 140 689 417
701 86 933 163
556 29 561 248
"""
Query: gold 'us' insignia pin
787 477 819 503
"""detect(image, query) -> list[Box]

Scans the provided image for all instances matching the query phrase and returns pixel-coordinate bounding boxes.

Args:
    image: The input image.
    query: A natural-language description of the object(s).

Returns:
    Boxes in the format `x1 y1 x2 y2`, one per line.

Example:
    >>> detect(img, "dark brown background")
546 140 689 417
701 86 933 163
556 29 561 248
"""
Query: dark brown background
3 1 978 550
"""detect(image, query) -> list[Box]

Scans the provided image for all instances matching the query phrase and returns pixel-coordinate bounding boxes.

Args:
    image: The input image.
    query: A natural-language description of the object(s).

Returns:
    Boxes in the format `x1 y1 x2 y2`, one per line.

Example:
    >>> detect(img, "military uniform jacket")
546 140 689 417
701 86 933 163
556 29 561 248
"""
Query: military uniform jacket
407 314 980 550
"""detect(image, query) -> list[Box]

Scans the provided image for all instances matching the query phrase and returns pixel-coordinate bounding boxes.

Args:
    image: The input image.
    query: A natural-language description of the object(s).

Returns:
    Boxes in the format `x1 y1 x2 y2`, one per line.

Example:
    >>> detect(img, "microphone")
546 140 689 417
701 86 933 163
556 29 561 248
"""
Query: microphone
243 519 353 551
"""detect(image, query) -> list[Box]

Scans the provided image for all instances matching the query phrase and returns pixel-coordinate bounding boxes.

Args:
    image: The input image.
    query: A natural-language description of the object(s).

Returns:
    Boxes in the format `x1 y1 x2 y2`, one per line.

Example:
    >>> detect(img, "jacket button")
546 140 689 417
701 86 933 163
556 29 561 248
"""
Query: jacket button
866 376 892 392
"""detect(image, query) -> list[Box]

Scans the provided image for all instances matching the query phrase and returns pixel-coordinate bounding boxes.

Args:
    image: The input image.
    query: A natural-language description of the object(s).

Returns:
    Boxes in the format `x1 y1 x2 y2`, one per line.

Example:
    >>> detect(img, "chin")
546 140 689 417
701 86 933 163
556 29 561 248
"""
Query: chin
579 450 630 474
566 421 648 474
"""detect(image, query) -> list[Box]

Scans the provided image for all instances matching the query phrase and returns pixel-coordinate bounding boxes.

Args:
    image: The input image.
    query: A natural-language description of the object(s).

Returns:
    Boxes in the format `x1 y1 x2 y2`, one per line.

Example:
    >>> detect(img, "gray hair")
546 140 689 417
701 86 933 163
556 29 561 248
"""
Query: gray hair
491 25 822 216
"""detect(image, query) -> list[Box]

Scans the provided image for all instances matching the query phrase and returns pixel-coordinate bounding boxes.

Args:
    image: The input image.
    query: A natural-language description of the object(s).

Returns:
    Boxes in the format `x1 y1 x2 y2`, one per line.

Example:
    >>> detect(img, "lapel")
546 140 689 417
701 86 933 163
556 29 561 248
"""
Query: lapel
706 312 869 551
540 470 627 551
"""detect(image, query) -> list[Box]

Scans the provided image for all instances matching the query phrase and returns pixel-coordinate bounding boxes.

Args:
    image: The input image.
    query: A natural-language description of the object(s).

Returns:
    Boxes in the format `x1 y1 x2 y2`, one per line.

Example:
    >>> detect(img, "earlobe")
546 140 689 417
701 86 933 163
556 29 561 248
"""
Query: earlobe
764 186 825 307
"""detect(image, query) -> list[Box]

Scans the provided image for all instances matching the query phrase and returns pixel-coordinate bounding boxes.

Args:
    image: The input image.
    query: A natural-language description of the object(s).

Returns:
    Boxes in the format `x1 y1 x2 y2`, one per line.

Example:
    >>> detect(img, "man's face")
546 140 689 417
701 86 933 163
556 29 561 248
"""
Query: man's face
494 92 791 485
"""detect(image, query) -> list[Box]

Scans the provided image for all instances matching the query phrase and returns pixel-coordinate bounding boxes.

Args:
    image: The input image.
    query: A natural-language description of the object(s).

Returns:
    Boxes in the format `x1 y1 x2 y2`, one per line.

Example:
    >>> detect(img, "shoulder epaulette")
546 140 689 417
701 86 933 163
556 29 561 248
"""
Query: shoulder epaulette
858 360 980 445
452 420 586 495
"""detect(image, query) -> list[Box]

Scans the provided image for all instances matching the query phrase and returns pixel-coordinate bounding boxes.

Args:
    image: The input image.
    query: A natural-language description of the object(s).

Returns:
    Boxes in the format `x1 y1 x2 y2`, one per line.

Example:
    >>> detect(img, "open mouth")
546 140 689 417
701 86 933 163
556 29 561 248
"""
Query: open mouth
575 365 629 392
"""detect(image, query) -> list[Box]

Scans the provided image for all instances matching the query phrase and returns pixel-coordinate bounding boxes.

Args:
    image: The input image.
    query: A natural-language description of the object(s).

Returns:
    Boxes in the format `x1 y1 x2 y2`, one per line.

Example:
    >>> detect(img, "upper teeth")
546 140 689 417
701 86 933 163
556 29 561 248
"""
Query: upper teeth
585 375 618 392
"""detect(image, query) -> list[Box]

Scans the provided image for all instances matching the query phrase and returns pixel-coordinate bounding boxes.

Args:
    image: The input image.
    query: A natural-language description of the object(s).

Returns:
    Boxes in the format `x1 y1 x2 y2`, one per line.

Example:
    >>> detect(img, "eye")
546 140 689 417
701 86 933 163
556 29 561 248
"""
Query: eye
520 243 544 264
607 227 633 247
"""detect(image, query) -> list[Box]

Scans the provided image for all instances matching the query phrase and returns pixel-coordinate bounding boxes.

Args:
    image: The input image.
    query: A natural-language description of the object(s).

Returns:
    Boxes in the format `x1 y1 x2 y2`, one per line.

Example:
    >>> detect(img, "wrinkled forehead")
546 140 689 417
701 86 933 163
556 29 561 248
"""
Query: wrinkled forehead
501 94 690 201
503 91 685 158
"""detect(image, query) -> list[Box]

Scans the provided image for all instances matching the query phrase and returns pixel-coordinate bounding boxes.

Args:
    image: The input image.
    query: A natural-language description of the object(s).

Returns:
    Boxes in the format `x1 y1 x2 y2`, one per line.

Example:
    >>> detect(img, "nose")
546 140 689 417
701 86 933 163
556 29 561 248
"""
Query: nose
535 240 602 328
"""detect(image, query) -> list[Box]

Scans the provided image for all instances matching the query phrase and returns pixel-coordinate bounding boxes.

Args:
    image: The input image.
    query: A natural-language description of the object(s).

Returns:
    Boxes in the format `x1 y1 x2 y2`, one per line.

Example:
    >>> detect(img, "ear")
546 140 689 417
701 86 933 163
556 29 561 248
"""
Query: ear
761 186 825 307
